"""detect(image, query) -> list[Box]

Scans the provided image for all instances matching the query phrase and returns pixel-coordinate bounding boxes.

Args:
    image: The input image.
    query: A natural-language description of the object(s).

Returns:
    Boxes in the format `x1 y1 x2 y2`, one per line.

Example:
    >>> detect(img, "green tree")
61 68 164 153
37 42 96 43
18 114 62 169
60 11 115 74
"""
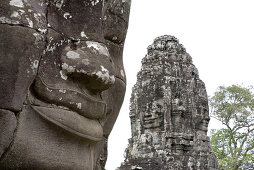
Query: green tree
209 85 254 170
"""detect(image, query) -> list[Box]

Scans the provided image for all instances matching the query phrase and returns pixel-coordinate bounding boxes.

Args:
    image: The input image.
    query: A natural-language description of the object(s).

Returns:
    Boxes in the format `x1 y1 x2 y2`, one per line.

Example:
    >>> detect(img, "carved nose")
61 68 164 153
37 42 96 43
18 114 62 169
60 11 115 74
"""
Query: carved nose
60 43 115 92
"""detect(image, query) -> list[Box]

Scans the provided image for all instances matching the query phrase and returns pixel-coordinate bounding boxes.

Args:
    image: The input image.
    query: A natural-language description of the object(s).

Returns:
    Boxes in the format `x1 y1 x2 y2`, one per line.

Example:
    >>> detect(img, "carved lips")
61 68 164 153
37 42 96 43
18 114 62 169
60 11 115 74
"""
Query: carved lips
31 105 103 142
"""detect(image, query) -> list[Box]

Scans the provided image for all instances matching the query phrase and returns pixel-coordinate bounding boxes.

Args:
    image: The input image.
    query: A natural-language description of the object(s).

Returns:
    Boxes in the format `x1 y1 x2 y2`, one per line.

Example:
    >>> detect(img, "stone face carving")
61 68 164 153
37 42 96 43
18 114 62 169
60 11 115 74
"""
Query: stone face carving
0 0 131 169
119 35 219 170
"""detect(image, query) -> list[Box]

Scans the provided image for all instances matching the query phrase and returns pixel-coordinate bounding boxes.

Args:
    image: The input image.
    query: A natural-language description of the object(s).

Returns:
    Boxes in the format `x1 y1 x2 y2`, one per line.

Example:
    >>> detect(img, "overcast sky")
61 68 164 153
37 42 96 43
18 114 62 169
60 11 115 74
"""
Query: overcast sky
105 0 254 169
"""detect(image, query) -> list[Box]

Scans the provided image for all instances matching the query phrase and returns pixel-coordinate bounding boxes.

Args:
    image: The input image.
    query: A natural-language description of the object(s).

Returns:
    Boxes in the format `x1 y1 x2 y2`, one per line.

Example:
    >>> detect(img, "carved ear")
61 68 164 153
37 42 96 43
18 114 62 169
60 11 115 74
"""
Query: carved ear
103 0 131 44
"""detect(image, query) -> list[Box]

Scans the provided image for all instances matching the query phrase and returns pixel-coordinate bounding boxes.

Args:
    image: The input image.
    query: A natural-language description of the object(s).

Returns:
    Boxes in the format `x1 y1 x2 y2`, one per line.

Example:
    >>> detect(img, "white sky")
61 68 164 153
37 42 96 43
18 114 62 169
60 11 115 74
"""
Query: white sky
106 0 254 169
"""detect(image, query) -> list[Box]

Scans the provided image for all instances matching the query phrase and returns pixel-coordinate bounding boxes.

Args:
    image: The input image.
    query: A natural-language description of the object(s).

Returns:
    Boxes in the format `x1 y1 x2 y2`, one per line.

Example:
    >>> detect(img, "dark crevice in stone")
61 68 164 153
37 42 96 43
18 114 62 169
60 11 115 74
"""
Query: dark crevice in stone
27 3 50 108
47 27 66 37
47 27 107 45
0 23 45 34
47 27 125 46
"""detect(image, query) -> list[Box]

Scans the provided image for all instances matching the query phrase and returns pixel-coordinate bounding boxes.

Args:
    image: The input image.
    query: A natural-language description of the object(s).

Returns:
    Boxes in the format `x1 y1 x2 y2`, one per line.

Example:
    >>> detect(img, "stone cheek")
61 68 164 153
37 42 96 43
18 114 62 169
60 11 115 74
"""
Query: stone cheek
119 35 219 170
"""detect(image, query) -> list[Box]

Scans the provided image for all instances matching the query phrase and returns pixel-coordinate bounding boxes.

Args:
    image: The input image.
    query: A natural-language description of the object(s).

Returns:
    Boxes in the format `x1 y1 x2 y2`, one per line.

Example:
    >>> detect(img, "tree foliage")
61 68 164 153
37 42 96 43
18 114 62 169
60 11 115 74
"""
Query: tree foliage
209 85 254 170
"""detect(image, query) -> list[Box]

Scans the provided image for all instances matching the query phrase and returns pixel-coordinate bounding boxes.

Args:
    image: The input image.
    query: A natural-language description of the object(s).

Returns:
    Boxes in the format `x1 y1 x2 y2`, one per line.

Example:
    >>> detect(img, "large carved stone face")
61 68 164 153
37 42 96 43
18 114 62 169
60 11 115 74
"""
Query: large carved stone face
195 81 210 133
196 100 210 132
142 99 164 129
0 0 131 169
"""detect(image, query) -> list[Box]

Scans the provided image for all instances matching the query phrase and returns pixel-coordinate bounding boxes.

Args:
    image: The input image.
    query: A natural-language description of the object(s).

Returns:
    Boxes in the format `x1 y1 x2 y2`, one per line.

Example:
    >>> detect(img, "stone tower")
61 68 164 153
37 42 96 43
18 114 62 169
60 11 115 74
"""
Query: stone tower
118 35 219 170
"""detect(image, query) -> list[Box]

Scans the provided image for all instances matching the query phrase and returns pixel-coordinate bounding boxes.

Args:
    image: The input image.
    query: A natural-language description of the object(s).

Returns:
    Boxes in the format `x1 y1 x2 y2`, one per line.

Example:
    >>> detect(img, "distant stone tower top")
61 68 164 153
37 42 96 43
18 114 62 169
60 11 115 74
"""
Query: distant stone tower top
147 35 186 54
119 35 219 170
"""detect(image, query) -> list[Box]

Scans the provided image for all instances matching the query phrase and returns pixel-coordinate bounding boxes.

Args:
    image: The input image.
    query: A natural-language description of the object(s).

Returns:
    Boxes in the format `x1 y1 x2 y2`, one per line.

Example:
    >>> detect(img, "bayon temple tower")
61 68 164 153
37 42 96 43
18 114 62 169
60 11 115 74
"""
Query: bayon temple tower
119 35 219 170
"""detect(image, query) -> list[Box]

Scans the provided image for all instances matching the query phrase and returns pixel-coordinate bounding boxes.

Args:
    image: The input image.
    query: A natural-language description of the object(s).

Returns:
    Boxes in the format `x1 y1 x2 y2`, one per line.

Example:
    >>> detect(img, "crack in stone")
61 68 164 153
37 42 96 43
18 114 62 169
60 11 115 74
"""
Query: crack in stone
33 2 50 81
0 22 44 34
